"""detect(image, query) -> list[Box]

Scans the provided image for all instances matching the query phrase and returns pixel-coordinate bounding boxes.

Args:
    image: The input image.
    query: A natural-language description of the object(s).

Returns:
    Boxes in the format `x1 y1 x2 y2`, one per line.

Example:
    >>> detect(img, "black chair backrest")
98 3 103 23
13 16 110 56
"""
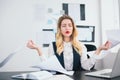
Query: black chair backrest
84 44 97 52
84 44 96 59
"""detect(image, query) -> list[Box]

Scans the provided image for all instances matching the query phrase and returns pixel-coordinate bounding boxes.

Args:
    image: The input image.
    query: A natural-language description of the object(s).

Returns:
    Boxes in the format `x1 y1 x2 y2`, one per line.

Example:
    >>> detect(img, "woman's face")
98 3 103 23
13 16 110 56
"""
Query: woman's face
60 19 73 38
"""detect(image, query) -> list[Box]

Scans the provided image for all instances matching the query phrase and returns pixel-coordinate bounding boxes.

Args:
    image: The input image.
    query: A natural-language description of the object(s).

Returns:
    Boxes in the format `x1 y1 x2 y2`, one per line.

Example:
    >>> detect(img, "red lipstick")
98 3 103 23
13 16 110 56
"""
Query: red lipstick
65 31 70 34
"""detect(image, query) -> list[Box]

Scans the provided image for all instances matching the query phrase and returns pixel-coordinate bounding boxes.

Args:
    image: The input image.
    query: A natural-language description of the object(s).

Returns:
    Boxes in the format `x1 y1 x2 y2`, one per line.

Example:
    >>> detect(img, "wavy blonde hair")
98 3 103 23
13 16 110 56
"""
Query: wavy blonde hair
56 15 83 55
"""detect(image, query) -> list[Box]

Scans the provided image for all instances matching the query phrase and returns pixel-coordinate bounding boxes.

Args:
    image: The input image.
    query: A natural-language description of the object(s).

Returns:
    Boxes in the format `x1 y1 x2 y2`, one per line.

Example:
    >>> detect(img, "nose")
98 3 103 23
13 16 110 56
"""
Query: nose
66 25 70 30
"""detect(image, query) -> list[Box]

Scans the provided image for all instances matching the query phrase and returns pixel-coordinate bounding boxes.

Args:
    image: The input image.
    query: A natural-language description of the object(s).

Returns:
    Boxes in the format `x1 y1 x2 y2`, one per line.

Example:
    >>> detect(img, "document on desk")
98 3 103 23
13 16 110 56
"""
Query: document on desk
47 74 73 80
12 71 73 80
32 55 74 76
106 29 120 48
11 71 53 80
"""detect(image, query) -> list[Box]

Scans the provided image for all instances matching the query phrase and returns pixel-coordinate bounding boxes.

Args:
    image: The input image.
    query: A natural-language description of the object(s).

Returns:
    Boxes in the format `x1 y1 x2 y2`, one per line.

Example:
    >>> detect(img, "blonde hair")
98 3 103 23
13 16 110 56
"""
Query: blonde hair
56 15 83 55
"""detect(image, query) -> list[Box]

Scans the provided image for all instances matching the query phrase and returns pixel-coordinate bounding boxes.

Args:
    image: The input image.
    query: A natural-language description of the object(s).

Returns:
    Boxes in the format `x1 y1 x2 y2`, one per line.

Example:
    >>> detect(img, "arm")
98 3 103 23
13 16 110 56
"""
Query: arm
81 41 111 70
26 40 54 61
81 45 96 70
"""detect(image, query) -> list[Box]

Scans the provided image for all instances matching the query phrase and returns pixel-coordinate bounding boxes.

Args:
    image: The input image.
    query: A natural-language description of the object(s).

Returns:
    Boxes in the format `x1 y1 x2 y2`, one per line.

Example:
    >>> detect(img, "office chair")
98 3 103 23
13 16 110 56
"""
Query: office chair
84 44 97 70
84 44 97 58
84 44 97 52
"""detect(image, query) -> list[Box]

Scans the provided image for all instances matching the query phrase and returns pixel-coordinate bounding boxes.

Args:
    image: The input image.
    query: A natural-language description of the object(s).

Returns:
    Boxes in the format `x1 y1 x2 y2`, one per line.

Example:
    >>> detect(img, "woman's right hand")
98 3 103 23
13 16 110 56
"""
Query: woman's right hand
27 40 38 50
27 40 42 56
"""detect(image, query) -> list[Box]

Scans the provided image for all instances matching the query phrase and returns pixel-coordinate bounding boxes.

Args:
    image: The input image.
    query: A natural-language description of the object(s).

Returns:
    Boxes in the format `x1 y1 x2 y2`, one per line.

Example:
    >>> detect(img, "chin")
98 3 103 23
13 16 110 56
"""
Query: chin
64 35 71 37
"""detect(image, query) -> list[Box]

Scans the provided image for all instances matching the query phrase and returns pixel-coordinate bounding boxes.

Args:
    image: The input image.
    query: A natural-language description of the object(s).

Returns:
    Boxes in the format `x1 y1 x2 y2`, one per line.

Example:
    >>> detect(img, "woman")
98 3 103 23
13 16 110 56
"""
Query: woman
27 15 111 71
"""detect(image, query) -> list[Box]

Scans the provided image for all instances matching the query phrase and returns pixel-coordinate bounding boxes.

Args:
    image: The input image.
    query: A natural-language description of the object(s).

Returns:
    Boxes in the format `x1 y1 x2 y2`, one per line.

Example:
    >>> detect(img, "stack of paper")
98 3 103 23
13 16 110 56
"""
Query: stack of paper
12 72 74 80
11 71 53 80
47 74 73 80
32 55 74 76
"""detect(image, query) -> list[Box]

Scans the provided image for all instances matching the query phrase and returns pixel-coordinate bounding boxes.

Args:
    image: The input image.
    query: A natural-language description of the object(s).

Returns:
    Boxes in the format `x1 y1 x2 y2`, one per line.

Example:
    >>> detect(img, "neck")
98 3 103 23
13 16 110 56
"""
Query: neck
64 37 71 42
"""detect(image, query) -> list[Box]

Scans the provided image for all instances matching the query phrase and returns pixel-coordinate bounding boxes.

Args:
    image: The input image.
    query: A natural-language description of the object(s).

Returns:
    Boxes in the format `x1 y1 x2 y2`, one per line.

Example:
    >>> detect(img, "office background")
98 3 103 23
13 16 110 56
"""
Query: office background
0 0 120 71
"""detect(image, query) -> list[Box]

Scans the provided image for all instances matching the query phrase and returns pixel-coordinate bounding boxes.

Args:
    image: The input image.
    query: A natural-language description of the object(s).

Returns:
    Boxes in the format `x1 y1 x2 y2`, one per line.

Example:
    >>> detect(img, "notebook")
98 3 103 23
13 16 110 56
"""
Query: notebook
85 48 120 78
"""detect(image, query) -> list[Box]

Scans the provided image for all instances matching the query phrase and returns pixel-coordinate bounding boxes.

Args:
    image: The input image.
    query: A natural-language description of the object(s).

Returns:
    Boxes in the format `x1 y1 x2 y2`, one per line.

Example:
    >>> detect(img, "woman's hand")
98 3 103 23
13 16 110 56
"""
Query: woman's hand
95 41 111 55
27 40 42 56
100 41 111 50
27 40 38 50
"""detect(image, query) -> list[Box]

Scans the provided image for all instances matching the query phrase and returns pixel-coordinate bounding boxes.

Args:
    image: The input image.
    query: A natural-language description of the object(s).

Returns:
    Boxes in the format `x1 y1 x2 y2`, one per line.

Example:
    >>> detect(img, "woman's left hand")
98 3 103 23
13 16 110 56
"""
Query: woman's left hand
95 41 111 55
100 41 111 50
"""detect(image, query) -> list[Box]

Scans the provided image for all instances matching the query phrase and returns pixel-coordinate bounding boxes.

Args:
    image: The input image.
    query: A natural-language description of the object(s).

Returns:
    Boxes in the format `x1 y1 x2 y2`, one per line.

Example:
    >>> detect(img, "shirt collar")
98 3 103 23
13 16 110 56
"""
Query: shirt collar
63 42 72 47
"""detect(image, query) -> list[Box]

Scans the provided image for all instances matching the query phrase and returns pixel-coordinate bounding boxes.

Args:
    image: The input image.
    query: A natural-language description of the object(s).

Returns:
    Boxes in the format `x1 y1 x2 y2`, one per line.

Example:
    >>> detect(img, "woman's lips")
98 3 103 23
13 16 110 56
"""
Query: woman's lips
65 31 70 34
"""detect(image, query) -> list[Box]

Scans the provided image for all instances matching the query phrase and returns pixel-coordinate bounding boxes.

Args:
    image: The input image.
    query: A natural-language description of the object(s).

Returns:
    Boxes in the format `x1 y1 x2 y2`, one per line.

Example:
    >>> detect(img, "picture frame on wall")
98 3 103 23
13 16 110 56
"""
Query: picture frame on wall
77 25 95 42
62 3 86 21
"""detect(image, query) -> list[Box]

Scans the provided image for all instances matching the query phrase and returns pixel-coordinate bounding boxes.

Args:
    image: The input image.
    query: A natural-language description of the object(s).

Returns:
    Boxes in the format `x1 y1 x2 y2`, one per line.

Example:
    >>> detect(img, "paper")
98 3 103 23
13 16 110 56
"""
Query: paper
12 71 73 80
106 29 120 48
47 74 73 80
0 45 24 68
11 71 53 80
32 55 74 76
69 3 80 21
77 26 94 42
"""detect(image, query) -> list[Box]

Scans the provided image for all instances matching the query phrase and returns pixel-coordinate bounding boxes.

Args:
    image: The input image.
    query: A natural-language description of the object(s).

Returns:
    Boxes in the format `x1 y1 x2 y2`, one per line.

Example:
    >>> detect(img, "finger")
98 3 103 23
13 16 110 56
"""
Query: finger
26 40 30 46
105 41 109 46
106 41 111 48
26 43 30 48
30 40 34 44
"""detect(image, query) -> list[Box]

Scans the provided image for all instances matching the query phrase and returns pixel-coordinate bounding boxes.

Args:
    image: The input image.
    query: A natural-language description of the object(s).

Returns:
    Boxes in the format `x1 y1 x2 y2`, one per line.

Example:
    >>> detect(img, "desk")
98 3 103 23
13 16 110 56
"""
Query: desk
72 71 120 80
0 71 120 80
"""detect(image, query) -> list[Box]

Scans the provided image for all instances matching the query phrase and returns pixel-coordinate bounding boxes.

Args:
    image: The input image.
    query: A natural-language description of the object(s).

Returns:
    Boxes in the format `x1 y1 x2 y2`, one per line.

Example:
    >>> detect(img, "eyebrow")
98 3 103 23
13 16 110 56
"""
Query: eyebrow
61 23 72 25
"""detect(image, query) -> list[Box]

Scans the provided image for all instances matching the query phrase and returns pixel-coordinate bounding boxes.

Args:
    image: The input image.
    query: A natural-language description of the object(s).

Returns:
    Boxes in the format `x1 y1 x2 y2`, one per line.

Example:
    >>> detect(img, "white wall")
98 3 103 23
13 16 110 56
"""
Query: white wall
119 0 120 27
0 0 119 71
100 0 120 43
97 0 120 70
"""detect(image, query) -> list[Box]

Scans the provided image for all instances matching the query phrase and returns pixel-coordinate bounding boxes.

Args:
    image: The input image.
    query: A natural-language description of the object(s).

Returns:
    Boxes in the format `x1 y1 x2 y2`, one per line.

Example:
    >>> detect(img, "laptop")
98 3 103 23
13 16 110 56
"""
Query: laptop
85 48 120 78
